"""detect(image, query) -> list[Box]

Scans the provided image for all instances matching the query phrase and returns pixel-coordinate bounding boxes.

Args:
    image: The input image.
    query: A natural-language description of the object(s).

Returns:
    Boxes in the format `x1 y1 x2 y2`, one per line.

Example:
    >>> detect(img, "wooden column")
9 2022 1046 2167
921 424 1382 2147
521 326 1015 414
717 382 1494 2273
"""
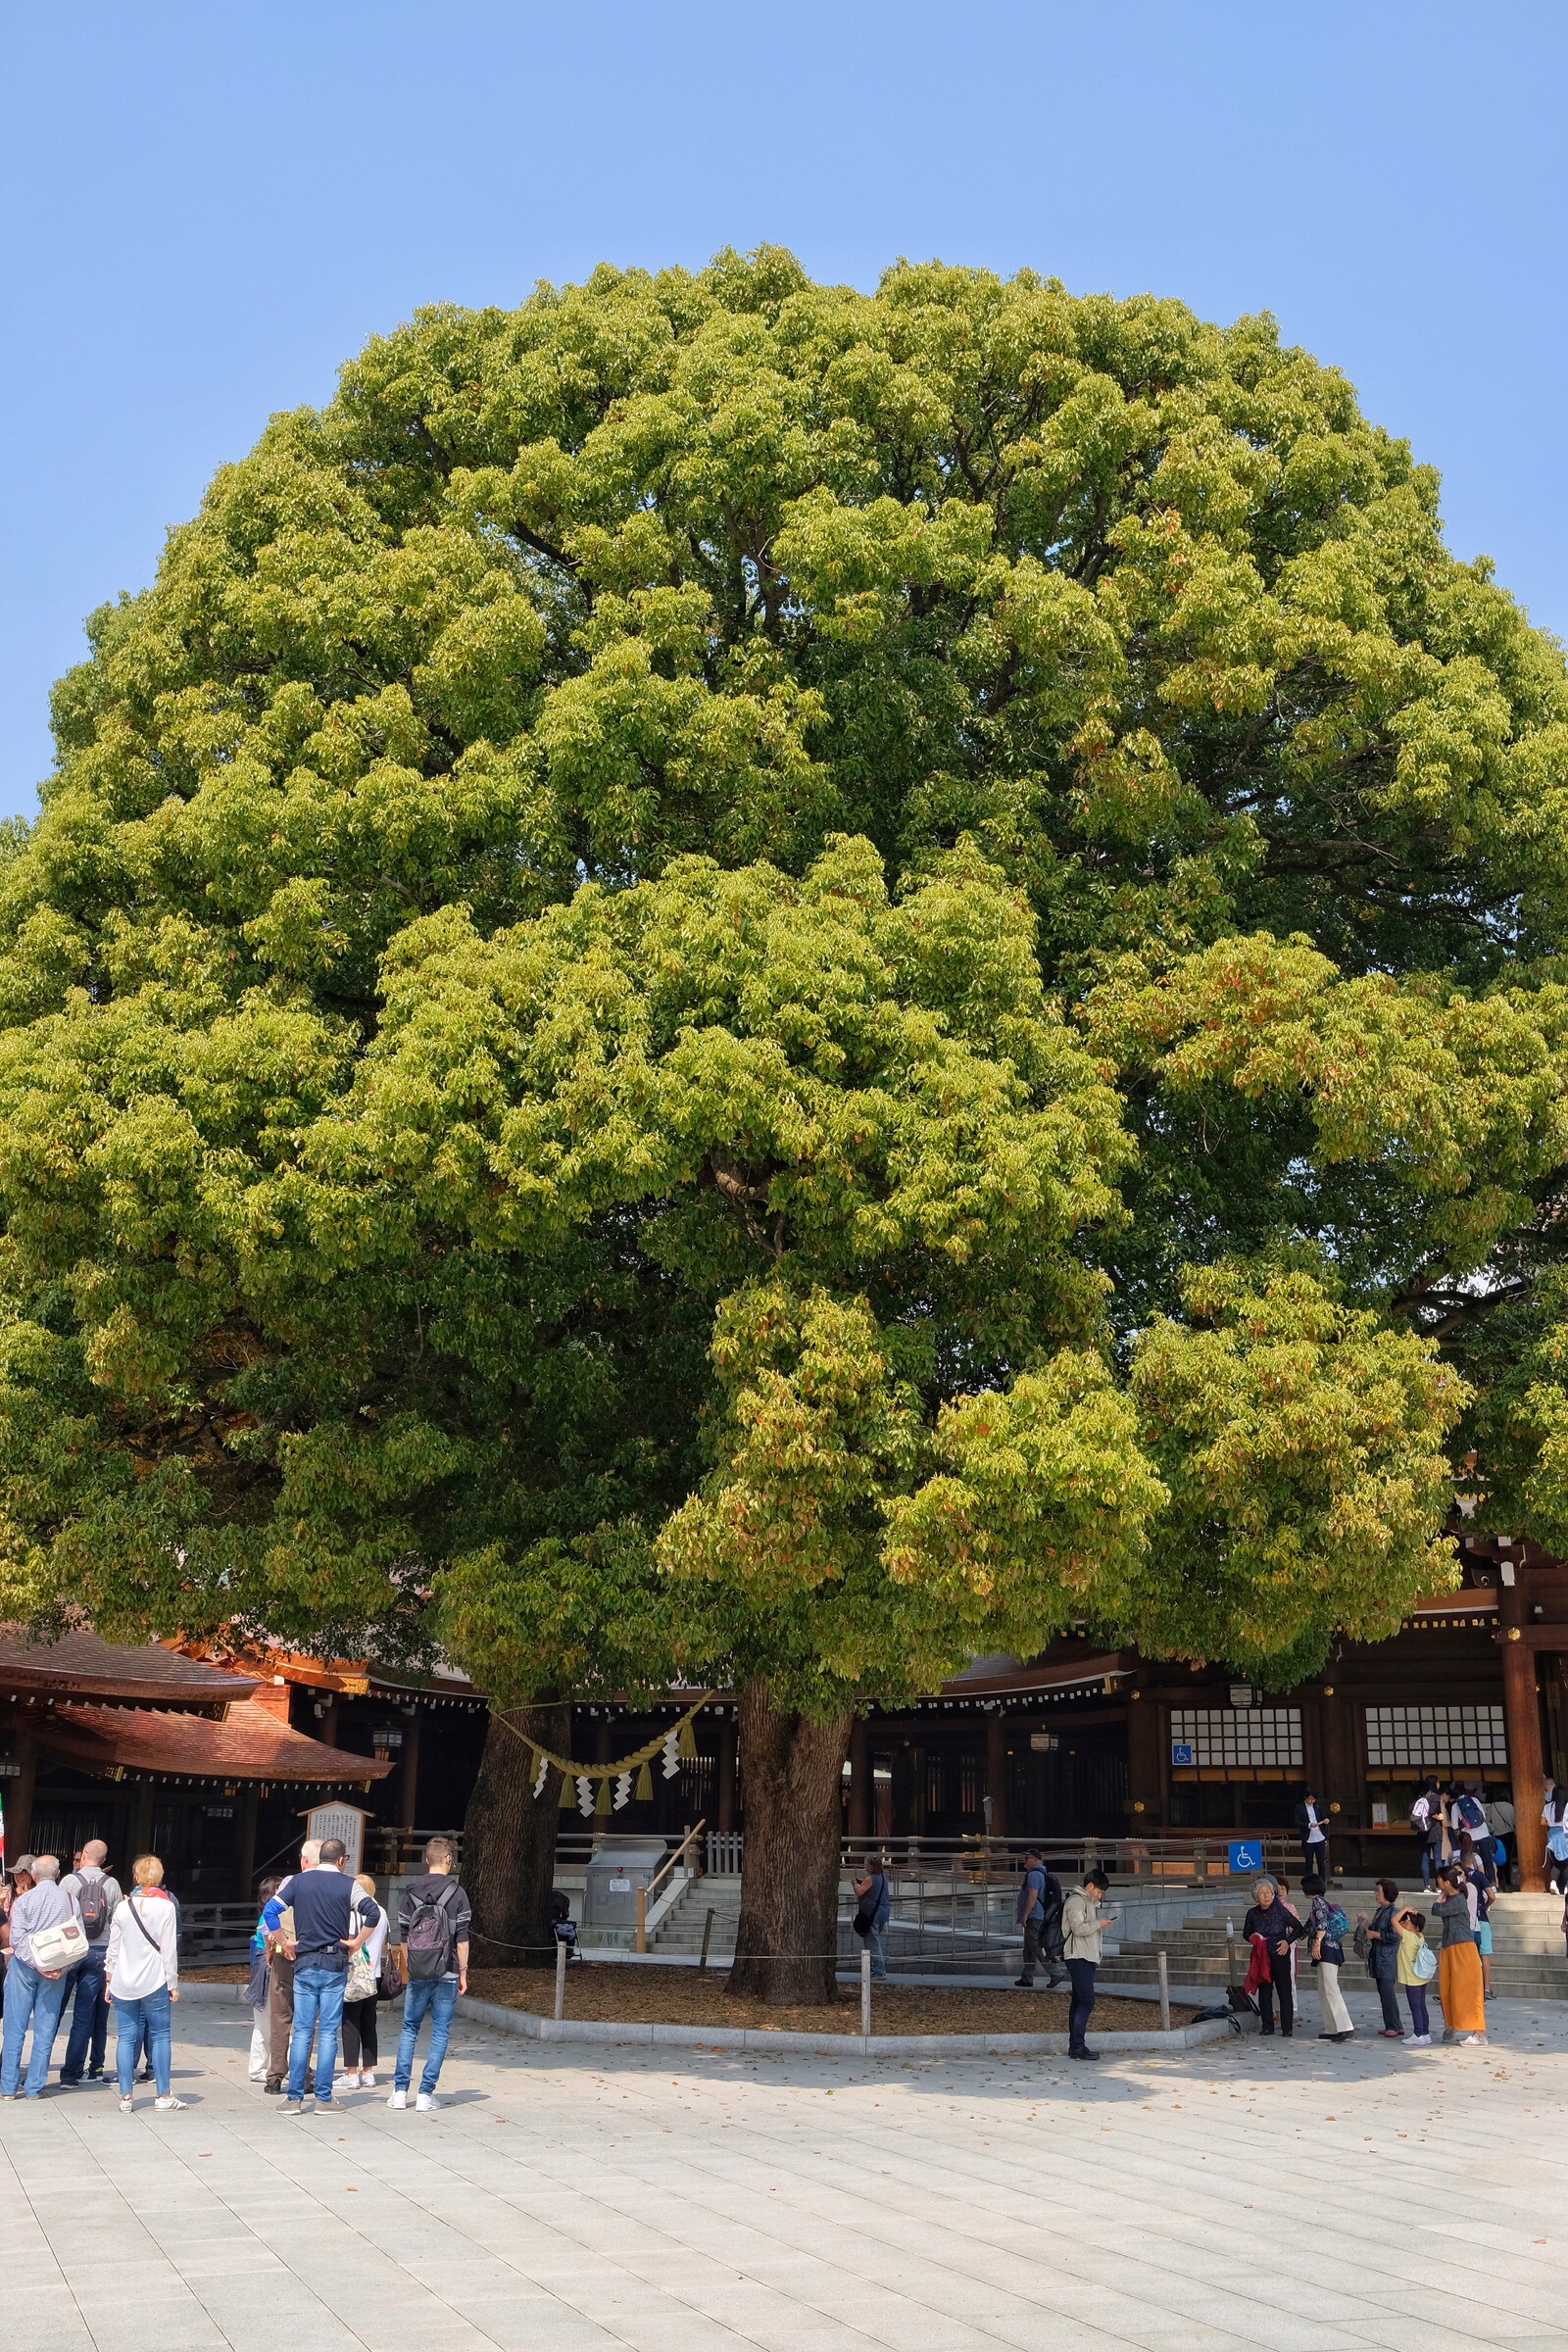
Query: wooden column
399 1712 422 1834
128 1777 155 1861
1500 1594 1547 1888
236 1784 260 1898
1126 1689 1161 1828
985 1713 1007 1839
316 1695 339 1748
717 1717 737 1834
847 1717 868 1840
1321 1686 1356 1875
5 1732 37 1857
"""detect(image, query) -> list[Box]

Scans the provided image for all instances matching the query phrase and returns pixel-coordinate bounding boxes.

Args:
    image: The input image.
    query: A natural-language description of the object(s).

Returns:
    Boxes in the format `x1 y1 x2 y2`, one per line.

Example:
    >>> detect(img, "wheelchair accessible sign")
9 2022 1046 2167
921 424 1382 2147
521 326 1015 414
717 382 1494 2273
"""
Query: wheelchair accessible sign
1228 1840 1262 1874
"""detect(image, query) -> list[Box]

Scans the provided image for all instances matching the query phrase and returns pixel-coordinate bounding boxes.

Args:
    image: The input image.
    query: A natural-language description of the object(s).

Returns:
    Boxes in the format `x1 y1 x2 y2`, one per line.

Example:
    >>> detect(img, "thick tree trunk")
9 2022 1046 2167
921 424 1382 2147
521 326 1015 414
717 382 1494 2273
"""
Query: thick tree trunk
461 1698 569 1968
728 1678 854 2005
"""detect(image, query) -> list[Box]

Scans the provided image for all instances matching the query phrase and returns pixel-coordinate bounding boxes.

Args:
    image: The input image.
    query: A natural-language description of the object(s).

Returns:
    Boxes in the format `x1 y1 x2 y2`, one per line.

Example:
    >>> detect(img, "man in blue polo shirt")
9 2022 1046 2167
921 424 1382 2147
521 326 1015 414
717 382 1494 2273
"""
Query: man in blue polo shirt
262 1838 378 2115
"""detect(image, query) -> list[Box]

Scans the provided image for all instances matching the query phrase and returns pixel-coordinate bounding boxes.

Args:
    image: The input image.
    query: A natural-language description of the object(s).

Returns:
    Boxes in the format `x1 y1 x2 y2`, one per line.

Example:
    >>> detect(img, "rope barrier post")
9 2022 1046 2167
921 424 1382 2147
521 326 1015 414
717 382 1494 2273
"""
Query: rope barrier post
699 1907 715 1973
860 1942 871 2044
635 1886 647 1955
1157 1947 1170 2035
555 1935 566 2022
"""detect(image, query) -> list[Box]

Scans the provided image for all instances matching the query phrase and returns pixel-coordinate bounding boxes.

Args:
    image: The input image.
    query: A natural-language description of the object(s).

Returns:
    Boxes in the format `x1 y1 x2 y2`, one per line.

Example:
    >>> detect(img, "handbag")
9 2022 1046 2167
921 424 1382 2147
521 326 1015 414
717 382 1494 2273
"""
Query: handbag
246 1949 271 2008
377 1941 406 2000
28 1916 89 1974
345 1946 379 2001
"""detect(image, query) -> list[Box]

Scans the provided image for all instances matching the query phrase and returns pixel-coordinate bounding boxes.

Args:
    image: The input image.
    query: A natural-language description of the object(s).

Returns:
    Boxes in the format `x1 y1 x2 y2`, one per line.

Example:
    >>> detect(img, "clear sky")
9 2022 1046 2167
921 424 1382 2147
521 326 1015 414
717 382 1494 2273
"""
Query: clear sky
3 3 1564 820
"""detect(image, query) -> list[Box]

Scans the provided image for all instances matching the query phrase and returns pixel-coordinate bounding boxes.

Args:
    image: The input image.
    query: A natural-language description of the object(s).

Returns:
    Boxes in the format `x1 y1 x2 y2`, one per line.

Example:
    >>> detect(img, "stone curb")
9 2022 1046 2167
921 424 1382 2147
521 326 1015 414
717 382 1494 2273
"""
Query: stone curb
457 1992 1237 2058
175 1980 1236 2057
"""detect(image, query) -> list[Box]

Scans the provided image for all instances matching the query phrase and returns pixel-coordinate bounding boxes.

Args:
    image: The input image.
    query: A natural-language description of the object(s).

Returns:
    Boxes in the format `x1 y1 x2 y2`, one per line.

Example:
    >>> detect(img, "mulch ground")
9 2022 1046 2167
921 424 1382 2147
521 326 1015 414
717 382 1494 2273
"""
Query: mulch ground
465 1964 1194 2037
183 1960 1194 2035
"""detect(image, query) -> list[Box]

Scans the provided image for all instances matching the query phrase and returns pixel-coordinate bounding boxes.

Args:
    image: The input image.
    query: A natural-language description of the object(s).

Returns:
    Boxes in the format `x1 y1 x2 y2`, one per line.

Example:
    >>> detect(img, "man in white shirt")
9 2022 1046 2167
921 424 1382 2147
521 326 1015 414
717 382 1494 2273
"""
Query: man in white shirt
1 1855 82 2100
59 1839 122 2086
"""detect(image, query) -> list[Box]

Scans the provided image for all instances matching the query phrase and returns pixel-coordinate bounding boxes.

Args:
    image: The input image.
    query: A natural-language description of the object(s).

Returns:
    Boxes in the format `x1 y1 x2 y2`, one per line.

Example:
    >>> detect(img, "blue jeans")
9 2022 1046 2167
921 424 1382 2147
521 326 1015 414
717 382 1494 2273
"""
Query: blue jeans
1404 1984 1431 2036
287 1965 347 2101
60 1946 110 2080
114 1986 172 2097
1066 1957 1098 2045
1 1957 71 2096
396 1974 459 2095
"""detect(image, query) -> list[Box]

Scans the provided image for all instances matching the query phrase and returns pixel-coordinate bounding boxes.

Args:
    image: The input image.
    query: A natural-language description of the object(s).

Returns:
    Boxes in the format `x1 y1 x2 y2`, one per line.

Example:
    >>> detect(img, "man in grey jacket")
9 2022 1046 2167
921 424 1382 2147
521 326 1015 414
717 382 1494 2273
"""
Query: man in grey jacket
59 1840 122 2084
1061 1868 1113 2062
1 1856 81 2099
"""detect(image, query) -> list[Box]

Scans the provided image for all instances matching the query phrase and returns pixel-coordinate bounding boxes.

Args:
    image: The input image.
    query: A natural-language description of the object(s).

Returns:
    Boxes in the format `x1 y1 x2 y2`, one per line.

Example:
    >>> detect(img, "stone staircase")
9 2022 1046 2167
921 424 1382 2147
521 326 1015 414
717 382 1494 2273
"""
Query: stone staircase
651 1874 744 1958
1108 1889 1567 2003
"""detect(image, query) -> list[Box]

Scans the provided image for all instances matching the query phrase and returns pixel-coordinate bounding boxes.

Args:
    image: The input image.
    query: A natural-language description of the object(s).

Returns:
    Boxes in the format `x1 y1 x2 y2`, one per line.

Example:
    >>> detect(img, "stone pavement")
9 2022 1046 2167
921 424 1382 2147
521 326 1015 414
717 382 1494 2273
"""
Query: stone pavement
3 1994 1565 2352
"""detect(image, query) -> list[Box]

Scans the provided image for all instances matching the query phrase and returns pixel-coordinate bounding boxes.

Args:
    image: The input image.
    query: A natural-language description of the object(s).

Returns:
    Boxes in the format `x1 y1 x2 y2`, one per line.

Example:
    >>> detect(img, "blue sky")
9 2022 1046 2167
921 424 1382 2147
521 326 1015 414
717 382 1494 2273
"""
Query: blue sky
3 3 1564 820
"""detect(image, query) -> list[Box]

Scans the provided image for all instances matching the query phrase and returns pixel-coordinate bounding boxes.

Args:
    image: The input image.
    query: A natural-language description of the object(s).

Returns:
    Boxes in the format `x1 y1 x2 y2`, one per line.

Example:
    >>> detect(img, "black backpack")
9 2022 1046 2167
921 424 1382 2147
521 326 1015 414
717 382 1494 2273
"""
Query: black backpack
403 1881 462 1981
75 1877 110 1938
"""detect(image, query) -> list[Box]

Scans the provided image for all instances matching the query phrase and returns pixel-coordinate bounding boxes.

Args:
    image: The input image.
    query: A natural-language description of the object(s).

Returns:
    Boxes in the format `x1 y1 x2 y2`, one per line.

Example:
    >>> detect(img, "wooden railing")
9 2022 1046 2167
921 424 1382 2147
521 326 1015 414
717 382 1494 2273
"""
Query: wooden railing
635 1818 706 1952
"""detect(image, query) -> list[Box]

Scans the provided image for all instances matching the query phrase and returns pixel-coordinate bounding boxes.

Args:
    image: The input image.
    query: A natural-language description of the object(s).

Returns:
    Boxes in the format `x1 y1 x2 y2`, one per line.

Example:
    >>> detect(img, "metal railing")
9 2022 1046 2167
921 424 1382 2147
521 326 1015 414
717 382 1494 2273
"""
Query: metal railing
635 1819 706 1952
179 1903 258 1963
840 1833 1299 1883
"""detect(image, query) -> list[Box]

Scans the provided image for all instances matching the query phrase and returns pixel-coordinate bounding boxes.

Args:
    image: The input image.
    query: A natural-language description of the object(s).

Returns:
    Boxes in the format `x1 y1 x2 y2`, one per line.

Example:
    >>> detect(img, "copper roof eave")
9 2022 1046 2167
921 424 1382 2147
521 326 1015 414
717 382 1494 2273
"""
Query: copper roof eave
0 1628 258 1711
34 1699 399 1785
937 1651 1133 1700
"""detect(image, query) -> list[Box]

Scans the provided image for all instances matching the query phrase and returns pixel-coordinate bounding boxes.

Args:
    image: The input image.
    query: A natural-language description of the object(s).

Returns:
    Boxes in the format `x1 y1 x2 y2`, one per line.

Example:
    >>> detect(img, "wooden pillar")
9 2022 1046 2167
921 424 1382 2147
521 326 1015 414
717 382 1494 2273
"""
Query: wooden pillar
236 1784 260 1898
1321 1686 1356 1875
7 1732 37 1857
985 1713 1007 1838
316 1695 339 1748
399 1712 421 1834
1500 1601 1547 1888
1126 1689 1160 1828
848 1717 868 1840
128 1777 155 1861
717 1717 737 1834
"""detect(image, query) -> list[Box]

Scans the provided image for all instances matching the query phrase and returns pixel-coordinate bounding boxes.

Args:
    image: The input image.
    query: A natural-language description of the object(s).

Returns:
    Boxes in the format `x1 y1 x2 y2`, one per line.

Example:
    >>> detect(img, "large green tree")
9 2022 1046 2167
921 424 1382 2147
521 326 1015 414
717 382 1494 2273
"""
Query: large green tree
1 249 1561 1994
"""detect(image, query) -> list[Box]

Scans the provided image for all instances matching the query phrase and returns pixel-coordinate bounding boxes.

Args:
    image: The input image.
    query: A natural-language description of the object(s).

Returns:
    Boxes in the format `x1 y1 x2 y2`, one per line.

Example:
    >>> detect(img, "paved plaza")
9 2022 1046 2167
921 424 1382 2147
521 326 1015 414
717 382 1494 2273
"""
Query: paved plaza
3 1995 1565 2352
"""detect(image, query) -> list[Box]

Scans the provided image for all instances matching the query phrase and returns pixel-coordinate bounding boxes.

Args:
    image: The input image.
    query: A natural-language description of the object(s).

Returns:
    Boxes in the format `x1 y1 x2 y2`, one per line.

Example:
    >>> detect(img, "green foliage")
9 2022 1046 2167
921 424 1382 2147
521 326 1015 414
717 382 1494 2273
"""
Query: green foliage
4 247 1563 1699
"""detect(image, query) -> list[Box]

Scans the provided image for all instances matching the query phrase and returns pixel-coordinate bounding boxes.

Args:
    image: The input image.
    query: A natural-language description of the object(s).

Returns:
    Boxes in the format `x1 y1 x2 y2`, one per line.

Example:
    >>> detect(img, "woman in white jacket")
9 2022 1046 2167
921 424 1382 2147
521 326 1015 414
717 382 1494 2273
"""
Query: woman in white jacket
105 1854 183 2112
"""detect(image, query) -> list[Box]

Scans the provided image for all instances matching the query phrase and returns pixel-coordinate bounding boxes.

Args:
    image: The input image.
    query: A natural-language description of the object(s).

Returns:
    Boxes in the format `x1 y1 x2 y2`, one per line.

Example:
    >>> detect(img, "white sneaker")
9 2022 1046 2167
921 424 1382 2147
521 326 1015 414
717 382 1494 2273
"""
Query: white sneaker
119 2093 133 2112
154 2095 187 2112
416 2091 437 2112
1407 2034 1432 2047
1461 2034 1487 2045
387 2088 407 2109
361 2070 375 2089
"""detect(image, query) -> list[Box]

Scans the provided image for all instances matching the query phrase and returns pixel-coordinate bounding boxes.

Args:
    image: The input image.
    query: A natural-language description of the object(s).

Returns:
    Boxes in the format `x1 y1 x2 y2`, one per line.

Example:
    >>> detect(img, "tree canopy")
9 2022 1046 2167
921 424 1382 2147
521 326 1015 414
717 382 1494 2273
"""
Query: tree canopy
2 246 1563 1713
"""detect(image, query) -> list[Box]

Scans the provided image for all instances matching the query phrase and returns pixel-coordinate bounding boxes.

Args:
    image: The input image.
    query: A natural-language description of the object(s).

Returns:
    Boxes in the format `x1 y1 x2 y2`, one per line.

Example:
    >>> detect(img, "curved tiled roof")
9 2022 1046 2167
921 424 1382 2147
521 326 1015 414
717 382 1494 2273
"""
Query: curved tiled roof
39 1696 396 1784
0 1627 257 1711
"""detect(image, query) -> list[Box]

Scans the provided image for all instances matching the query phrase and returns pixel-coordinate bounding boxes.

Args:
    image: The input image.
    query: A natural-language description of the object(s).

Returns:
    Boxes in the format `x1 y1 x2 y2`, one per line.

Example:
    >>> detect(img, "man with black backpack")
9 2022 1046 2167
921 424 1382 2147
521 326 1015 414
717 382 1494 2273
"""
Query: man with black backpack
58 1839 122 2086
389 1835 470 2113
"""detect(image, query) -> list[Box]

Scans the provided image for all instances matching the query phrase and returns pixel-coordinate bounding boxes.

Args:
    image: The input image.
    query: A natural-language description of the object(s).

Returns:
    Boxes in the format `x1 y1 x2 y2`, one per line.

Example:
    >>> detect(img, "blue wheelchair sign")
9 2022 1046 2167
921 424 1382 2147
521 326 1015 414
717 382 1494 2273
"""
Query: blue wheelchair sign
1229 1839 1261 1874
1170 1741 1193 1765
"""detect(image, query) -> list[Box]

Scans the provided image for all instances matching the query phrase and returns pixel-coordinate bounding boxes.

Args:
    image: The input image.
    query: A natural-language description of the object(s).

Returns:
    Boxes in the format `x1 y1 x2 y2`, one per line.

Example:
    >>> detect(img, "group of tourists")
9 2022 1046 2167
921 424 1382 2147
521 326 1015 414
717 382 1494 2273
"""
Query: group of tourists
1243 1865 1490 2046
0 1843 185 2105
0 1831 471 2114
249 1832 470 2113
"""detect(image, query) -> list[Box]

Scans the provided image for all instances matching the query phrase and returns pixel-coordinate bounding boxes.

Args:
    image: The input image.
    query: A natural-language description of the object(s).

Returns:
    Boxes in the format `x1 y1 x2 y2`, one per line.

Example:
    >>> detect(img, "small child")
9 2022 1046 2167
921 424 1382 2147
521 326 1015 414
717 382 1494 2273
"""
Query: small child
1393 1905 1433 2046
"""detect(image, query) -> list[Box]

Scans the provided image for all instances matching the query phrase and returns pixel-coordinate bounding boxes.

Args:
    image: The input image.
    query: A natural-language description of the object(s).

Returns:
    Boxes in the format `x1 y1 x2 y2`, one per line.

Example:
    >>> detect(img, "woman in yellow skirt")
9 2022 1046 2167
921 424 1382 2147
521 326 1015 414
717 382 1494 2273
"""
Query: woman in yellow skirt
1432 1866 1486 2042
